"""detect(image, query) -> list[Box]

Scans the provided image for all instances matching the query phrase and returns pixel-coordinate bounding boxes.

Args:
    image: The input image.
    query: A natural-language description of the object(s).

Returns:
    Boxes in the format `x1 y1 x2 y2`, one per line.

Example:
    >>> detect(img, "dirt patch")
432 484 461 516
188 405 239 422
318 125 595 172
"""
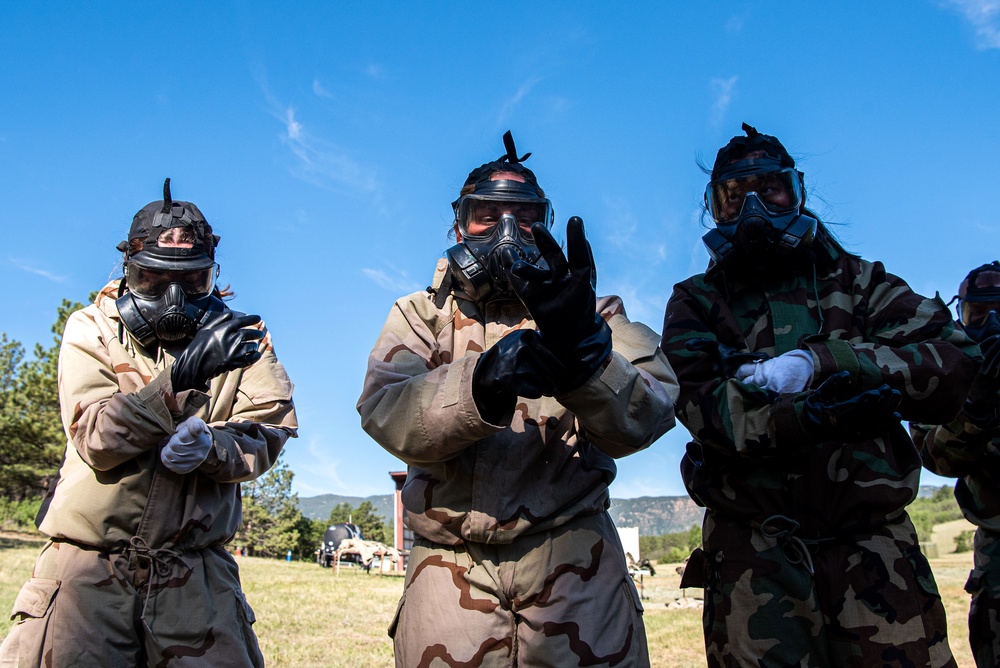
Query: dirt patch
0 531 45 550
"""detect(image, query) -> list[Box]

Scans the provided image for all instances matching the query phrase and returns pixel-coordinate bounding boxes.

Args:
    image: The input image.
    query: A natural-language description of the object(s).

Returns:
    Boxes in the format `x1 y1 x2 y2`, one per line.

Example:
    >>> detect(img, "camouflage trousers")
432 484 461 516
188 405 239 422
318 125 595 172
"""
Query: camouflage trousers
966 527 1000 668
680 511 955 668
392 511 648 667
0 539 263 668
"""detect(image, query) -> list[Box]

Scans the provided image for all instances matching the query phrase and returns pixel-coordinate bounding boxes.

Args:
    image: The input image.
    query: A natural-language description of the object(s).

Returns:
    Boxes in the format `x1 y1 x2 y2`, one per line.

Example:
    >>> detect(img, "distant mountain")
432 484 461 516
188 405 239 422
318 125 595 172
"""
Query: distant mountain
608 496 704 536
300 484 954 536
918 484 951 498
299 494 395 526
298 493 703 537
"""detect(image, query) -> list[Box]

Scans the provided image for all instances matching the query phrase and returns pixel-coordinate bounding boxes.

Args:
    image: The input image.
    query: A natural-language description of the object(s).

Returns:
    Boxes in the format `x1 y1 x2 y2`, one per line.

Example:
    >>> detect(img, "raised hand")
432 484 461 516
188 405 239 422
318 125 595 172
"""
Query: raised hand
171 313 264 392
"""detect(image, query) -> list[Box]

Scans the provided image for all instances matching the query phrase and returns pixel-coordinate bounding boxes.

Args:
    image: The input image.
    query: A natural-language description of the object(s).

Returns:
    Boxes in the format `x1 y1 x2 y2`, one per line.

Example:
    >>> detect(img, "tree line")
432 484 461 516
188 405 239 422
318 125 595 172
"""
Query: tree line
0 301 389 562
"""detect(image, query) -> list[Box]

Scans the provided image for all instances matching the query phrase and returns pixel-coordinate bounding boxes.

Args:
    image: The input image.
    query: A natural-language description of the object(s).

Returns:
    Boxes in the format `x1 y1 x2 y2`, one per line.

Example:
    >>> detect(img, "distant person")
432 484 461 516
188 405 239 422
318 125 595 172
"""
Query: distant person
913 261 1000 668
0 180 297 667
358 132 677 666
660 123 978 667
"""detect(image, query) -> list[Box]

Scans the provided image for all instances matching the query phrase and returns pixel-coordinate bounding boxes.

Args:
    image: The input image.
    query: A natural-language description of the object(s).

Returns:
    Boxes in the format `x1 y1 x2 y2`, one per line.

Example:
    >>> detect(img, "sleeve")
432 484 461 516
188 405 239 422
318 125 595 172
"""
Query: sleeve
661 283 784 456
911 418 997 478
59 309 209 472
556 297 678 458
357 294 502 467
800 262 980 424
197 324 298 483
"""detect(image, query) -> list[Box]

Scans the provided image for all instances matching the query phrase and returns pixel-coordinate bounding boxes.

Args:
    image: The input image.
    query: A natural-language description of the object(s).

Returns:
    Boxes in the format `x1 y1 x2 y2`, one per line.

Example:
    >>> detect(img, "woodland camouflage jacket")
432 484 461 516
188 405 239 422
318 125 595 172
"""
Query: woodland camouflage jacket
661 239 979 538
357 258 678 546
37 280 298 552
912 390 1000 531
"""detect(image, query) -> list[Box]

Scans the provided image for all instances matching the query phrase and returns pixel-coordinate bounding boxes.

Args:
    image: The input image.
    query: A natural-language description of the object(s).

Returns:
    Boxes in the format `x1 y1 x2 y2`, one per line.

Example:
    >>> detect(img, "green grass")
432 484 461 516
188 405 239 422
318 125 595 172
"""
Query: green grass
0 533 980 667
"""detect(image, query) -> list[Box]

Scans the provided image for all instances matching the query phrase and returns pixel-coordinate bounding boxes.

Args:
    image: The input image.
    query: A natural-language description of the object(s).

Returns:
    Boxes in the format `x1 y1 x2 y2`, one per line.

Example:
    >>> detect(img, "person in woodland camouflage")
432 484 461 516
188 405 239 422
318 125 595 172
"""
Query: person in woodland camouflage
357 132 677 667
0 180 297 667
660 123 979 668
913 261 1000 668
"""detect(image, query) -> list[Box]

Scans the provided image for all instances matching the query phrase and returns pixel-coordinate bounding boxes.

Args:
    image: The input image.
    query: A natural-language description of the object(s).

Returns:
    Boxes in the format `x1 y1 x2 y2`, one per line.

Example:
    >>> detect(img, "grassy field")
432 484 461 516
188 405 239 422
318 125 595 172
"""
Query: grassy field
0 524 981 667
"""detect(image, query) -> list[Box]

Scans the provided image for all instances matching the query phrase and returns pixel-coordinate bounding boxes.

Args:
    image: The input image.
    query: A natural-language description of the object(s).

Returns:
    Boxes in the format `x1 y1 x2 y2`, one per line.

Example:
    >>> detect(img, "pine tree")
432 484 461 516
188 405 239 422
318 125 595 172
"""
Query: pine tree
0 299 85 502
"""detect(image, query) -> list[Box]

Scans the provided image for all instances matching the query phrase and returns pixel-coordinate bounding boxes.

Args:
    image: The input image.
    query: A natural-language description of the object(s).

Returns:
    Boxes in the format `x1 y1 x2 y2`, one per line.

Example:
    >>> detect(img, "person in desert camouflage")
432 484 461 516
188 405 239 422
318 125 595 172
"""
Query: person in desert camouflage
660 123 978 667
358 131 677 667
0 179 297 667
914 261 1000 668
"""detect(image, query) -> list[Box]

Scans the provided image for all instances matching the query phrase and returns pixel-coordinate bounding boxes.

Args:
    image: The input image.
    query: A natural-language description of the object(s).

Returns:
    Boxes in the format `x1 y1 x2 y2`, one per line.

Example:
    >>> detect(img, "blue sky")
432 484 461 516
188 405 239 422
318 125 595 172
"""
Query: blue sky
2 2 998 501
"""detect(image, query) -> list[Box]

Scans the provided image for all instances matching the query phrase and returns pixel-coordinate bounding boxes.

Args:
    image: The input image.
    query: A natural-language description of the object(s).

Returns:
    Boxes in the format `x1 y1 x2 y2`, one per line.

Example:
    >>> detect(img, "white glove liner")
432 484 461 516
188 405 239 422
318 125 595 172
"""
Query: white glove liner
735 349 815 394
160 416 213 474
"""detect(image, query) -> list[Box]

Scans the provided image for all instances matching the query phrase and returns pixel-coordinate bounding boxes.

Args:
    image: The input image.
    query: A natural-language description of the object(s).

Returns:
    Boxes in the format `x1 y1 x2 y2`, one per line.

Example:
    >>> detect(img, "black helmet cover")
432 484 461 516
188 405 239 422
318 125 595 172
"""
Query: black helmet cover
117 178 219 271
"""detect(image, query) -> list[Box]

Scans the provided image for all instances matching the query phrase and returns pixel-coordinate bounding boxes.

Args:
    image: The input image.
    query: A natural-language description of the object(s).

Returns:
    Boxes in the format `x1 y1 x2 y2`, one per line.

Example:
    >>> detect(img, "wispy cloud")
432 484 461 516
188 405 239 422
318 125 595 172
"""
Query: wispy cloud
365 63 384 78
255 71 378 195
362 266 422 294
8 258 67 283
941 0 1000 49
725 15 745 33
710 76 738 127
312 78 334 99
496 77 543 129
290 433 384 498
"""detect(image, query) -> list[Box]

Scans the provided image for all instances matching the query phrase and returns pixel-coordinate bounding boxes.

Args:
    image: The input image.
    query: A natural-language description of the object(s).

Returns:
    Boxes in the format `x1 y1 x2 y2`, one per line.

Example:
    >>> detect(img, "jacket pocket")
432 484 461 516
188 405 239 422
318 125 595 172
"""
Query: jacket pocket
234 590 264 668
4 578 60 666
387 593 406 639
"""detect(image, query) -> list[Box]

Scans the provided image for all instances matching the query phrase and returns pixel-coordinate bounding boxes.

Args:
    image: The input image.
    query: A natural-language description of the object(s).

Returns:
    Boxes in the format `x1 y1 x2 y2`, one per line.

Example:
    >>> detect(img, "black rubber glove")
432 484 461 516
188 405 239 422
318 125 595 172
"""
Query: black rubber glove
472 330 565 424
508 217 612 393
685 338 769 378
171 313 264 392
963 334 1000 429
801 370 902 441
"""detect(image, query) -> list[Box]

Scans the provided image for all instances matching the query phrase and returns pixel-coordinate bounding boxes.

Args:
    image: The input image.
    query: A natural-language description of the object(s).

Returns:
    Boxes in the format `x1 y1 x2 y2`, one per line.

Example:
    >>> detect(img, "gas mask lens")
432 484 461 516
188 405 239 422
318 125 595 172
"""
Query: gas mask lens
961 299 1000 327
456 195 552 241
707 168 803 224
126 263 218 299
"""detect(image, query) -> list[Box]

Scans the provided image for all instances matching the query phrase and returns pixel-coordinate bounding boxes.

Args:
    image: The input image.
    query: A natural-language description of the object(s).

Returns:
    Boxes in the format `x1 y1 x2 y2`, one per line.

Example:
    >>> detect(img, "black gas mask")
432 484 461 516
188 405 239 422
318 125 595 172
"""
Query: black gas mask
956 262 1000 343
446 132 553 303
702 162 817 268
116 260 225 348
115 178 226 348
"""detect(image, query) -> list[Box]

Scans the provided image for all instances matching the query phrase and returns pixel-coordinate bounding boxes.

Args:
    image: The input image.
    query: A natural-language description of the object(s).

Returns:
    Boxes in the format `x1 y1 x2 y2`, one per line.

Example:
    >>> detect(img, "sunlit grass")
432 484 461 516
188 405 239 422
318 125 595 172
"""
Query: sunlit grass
0 533 979 667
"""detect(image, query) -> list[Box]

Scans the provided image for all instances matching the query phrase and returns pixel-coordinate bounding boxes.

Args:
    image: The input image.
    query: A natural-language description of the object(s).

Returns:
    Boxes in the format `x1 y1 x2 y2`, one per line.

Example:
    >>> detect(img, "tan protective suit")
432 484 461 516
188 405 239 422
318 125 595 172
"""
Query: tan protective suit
358 259 677 667
1 281 297 667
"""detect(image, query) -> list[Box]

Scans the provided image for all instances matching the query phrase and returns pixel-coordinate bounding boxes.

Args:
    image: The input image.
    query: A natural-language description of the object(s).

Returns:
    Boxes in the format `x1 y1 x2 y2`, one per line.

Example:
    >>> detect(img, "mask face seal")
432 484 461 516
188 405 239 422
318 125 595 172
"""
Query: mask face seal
116 267 225 349
957 263 1000 342
446 171 553 303
446 210 550 302
116 178 226 347
702 165 817 268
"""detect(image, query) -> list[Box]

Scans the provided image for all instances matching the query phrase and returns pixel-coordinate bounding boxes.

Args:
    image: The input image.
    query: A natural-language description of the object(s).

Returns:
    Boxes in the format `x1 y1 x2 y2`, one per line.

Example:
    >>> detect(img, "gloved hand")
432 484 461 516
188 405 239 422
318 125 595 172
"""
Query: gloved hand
801 370 902 441
472 329 565 424
735 349 815 394
171 312 264 392
160 416 213 474
963 334 1000 429
508 217 612 392
685 338 768 378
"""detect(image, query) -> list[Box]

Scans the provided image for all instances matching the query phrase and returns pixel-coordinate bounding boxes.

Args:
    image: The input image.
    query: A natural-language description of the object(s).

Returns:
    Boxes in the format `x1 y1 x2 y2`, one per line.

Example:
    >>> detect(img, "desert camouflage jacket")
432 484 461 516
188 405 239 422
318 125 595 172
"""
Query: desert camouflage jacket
912 386 1000 531
37 281 298 552
661 239 979 538
357 258 678 546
